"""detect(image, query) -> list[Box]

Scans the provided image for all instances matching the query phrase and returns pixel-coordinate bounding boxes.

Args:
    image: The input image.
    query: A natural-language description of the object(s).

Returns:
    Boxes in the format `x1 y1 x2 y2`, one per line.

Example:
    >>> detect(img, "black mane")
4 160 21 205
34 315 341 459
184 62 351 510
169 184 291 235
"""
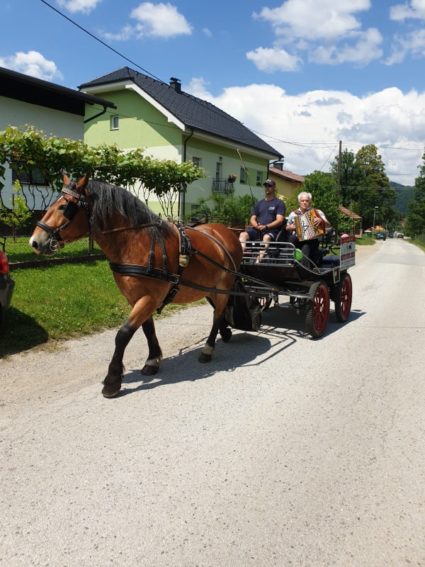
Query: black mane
86 180 173 238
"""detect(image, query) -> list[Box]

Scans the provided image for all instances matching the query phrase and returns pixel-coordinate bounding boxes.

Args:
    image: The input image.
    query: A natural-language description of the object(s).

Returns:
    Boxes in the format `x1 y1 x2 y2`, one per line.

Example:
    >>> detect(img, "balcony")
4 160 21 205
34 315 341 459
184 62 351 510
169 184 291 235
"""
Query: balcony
211 179 235 194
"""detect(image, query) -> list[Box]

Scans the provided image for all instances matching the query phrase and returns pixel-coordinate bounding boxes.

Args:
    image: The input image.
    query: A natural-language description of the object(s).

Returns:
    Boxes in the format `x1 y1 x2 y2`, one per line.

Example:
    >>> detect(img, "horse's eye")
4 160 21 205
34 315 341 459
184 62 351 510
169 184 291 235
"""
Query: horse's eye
58 204 66 211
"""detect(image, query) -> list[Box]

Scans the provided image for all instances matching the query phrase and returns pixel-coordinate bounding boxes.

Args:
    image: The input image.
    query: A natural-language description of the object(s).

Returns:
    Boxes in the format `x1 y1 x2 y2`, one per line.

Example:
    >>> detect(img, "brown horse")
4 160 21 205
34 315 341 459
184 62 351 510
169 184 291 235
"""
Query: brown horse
29 175 242 398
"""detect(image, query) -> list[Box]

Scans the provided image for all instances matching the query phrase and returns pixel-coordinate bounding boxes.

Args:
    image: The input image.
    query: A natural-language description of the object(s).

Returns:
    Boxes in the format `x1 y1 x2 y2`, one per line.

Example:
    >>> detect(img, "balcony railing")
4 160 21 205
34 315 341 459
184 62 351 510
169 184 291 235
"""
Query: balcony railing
211 179 235 194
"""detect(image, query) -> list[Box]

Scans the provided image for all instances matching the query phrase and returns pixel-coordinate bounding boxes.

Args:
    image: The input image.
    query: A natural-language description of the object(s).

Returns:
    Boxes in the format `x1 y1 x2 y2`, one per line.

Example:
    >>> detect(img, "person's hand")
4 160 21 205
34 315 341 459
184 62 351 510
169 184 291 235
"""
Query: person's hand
257 223 267 232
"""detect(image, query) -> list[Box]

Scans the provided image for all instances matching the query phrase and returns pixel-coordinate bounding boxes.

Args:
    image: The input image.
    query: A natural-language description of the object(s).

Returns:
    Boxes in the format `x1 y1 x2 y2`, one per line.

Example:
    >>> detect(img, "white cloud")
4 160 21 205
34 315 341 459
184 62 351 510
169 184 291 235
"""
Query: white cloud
0 51 63 82
186 79 425 184
386 29 425 64
249 0 380 71
311 28 383 65
254 0 371 41
130 2 192 38
56 0 102 14
102 25 135 42
185 77 212 100
390 0 425 21
246 47 301 72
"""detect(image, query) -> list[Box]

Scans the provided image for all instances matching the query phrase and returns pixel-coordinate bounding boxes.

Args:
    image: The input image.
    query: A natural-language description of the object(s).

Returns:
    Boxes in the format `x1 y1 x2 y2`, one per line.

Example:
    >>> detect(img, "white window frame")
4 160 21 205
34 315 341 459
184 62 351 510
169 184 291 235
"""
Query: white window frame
110 115 119 130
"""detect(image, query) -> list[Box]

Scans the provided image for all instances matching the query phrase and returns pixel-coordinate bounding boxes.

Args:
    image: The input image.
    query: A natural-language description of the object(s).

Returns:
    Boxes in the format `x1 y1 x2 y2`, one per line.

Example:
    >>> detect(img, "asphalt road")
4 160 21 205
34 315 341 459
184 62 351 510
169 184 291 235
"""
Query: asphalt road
1 238 424 566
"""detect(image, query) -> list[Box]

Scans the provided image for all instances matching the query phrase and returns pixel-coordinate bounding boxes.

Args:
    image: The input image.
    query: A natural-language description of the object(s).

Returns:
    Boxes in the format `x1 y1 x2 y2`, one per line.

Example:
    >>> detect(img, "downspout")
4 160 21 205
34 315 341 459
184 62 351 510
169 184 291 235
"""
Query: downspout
179 128 194 221
84 104 110 124
83 103 112 253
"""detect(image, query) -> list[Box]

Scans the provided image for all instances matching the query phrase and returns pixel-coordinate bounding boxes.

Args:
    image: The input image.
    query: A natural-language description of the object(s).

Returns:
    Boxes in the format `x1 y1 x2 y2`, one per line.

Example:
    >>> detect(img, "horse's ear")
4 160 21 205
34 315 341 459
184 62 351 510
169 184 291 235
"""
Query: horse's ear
63 173 71 186
77 174 89 190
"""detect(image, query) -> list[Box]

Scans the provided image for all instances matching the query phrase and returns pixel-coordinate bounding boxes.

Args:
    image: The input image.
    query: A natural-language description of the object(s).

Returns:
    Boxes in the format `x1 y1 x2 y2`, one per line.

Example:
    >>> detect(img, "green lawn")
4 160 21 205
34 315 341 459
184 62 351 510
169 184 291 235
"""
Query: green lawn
4 235 101 263
1 245 201 357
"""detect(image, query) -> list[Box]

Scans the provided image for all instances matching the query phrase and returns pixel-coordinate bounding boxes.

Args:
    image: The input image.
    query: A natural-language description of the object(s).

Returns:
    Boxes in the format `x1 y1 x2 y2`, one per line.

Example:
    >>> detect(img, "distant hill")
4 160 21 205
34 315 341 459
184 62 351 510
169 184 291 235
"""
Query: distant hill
390 181 415 215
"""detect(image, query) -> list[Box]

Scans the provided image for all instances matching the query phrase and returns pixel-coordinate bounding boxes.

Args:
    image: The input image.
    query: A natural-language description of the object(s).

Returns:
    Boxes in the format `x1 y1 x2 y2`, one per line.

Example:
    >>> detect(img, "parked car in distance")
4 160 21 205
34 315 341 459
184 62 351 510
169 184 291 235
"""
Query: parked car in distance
393 231 405 238
375 232 386 240
0 238 15 327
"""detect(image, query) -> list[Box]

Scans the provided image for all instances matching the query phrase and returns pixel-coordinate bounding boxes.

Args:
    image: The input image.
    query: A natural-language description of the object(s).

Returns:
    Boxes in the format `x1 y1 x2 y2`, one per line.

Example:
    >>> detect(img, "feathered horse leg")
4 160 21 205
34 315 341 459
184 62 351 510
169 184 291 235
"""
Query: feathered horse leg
102 321 135 398
141 317 162 376
199 294 230 363
102 295 159 397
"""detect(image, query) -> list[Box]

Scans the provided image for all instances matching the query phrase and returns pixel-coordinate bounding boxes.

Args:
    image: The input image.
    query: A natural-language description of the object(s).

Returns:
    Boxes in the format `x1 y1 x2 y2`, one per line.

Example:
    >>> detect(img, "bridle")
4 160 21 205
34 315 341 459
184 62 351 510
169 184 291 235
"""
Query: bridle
36 183 90 252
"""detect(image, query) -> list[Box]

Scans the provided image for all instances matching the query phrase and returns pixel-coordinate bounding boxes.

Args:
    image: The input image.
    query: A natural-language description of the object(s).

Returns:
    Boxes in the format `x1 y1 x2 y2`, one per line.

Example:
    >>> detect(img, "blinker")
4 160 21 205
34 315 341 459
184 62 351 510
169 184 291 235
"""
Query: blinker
63 201 79 220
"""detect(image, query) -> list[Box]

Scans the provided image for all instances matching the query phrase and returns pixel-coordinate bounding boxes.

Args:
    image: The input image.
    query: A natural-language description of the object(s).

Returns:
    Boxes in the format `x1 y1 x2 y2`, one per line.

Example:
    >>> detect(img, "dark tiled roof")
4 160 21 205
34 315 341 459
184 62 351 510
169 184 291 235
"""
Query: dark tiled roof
79 67 281 158
0 66 116 116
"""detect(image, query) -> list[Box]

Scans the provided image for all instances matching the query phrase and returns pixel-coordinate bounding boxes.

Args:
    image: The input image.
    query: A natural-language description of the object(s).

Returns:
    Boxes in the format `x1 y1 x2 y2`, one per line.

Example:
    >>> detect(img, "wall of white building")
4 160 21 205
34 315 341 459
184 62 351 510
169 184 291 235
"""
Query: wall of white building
0 96 85 209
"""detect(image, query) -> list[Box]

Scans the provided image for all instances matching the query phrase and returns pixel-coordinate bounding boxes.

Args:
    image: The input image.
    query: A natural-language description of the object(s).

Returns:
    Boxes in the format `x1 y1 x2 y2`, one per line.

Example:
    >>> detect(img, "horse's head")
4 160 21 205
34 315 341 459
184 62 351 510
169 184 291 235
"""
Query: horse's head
29 174 91 255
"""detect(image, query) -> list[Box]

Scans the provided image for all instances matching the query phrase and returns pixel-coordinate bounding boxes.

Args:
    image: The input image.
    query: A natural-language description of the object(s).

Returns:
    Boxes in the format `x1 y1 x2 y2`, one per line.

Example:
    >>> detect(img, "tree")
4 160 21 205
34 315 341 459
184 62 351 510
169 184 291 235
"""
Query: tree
330 148 361 207
353 145 396 229
406 150 425 238
303 171 339 228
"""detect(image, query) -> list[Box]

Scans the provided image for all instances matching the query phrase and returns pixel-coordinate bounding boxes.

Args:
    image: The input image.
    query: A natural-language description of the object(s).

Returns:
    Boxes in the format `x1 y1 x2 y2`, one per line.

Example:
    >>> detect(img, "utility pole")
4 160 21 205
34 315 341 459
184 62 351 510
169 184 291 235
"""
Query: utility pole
337 140 342 198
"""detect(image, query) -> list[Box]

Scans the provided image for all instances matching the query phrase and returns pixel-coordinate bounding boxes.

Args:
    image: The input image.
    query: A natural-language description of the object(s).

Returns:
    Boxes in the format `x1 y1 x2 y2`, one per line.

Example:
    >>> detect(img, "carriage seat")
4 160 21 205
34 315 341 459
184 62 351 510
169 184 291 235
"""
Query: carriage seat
187 214 208 227
320 254 340 268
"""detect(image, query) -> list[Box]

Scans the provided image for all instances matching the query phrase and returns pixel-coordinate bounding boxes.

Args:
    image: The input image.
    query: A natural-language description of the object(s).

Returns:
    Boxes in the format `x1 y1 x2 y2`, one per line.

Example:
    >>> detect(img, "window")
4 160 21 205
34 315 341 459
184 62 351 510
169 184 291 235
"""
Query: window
240 166 247 184
192 156 202 167
215 160 223 181
256 170 265 186
11 166 49 186
110 115 119 130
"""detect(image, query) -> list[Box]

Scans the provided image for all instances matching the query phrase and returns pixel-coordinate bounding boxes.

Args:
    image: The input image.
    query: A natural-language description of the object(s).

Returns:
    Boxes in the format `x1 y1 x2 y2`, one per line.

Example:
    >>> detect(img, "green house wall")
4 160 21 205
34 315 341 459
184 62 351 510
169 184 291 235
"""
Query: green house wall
83 89 271 217
85 90 183 160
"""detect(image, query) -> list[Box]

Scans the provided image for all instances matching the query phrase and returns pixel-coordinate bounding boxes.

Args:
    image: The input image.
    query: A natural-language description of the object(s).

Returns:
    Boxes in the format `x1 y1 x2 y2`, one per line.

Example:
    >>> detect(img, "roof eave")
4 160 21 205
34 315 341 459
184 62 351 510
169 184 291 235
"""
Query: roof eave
190 128 281 160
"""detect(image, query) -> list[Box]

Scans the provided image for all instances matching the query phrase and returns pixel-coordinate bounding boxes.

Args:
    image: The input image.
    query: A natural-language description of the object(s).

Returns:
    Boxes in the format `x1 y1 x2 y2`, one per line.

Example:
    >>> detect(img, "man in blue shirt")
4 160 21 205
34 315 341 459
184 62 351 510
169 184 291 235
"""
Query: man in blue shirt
239 179 285 255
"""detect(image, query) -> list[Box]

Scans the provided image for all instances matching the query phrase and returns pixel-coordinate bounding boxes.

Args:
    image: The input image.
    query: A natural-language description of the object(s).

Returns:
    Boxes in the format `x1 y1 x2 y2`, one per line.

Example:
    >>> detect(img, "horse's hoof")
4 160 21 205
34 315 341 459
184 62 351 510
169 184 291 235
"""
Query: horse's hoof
102 384 121 398
141 364 159 376
198 352 212 363
220 327 232 343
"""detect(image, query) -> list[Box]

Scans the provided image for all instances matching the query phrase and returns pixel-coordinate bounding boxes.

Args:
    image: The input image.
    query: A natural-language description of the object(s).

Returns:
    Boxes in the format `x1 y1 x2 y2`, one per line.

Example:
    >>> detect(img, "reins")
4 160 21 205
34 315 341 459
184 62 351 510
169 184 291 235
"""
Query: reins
101 221 162 235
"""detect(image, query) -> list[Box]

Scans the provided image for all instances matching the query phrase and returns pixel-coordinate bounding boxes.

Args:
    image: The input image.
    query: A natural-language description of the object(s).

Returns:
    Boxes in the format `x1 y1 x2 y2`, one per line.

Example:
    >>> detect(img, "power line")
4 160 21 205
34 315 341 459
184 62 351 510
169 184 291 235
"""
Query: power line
39 0 163 82
38 0 425 174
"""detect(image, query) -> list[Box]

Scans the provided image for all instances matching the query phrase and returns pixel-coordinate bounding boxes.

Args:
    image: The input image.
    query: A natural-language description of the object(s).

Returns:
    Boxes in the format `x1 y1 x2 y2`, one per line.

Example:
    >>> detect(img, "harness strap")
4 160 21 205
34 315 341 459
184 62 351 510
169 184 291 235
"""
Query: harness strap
177 225 191 268
109 262 180 285
157 225 192 312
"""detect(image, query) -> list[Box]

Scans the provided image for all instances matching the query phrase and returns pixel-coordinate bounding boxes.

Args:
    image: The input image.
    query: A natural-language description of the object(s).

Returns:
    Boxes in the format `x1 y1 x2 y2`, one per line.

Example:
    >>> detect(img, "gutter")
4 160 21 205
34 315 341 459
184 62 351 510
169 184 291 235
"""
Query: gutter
84 102 115 124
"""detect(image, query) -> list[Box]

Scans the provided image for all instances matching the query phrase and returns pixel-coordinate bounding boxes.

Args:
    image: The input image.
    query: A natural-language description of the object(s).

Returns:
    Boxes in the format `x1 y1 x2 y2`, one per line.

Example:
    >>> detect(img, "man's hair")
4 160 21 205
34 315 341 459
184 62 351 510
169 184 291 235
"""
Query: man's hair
298 191 312 202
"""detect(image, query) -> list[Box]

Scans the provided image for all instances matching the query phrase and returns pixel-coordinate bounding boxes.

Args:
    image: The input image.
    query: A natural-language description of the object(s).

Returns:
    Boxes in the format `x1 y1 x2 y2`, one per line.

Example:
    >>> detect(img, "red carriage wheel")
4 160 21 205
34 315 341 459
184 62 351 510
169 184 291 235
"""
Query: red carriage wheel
305 281 330 339
334 272 352 322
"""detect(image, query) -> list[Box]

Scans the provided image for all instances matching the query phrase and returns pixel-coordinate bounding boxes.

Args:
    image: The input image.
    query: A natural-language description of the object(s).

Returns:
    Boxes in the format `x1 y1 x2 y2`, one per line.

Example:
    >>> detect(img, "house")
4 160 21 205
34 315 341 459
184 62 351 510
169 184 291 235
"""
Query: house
79 67 281 217
339 205 362 236
268 163 304 202
0 66 115 209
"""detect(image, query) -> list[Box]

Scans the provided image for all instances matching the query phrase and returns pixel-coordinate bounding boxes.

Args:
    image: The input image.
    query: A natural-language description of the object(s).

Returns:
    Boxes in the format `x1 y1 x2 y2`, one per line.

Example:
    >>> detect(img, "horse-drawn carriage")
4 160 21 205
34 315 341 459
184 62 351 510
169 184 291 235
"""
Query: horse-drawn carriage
30 174 355 398
225 233 355 339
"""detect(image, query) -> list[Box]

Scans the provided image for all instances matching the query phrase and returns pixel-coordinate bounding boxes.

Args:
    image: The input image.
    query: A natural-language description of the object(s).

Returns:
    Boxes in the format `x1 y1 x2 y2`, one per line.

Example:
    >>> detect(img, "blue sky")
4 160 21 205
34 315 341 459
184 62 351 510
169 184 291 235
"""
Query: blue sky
2 0 425 184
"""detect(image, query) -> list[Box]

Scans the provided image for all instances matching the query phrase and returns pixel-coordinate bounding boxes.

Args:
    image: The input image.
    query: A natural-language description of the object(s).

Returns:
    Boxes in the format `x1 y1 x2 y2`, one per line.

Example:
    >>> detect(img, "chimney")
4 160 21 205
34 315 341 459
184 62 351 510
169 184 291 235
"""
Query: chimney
169 77 182 93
